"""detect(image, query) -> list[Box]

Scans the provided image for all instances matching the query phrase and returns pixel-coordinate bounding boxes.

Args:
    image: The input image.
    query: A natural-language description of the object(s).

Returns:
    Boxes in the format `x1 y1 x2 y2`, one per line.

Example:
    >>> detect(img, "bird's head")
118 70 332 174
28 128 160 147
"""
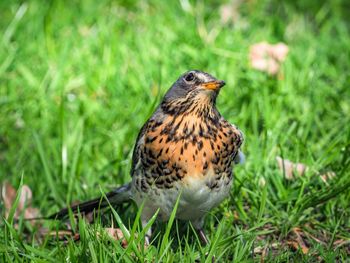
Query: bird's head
161 70 225 115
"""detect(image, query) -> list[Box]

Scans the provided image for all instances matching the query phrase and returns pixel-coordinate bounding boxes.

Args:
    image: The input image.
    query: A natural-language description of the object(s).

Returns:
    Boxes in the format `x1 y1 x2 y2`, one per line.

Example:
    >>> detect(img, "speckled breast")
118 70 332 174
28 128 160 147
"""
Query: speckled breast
133 112 243 193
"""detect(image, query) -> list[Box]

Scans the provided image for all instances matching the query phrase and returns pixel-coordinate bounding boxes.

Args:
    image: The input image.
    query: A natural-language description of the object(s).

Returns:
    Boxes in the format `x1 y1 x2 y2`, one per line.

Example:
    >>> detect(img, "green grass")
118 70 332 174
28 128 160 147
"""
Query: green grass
1 0 350 261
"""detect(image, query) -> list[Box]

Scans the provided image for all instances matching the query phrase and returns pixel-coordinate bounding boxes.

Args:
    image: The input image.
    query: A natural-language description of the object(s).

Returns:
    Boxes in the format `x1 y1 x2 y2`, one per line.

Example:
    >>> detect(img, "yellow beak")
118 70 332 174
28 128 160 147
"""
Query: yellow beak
202 80 226 90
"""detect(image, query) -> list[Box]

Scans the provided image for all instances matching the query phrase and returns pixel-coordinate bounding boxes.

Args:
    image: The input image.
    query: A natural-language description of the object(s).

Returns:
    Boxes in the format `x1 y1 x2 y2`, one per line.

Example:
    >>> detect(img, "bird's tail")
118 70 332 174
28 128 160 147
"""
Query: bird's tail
47 183 132 220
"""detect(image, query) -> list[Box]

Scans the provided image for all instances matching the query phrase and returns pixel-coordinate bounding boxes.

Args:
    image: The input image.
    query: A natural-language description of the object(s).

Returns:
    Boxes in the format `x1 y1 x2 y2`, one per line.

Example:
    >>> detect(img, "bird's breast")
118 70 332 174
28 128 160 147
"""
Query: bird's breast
135 113 242 191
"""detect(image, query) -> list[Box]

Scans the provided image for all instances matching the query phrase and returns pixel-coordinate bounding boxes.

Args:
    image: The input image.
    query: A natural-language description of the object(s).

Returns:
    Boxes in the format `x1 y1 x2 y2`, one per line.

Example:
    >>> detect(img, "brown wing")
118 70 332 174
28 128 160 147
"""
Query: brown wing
130 120 149 177
130 108 166 177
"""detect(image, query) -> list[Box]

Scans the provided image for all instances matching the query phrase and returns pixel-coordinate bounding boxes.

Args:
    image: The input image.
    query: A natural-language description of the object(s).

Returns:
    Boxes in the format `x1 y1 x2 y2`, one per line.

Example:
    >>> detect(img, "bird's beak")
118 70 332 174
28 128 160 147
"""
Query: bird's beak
202 80 226 91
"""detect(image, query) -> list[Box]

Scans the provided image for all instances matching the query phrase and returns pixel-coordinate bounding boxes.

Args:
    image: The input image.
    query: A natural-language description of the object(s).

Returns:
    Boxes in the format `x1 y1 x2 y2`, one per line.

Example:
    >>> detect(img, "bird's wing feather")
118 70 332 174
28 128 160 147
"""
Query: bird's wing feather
130 120 149 177
130 107 166 177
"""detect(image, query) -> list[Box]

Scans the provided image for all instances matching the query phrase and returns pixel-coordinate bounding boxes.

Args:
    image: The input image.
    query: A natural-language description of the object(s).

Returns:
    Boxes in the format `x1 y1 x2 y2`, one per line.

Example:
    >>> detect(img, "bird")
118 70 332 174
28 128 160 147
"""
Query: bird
49 70 244 245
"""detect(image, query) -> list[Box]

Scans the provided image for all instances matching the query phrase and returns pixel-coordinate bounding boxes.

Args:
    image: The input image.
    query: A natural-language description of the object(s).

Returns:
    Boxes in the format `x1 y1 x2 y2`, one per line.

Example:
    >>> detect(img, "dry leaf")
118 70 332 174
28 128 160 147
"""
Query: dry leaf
2 182 17 218
292 228 309 254
320 171 336 183
334 239 350 249
104 227 128 248
40 229 79 242
286 240 300 251
253 243 279 254
276 156 308 180
1 182 41 221
220 0 242 24
44 230 74 237
275 157 336 183
103 227 149 249
272 43 289 62
249 42 289 75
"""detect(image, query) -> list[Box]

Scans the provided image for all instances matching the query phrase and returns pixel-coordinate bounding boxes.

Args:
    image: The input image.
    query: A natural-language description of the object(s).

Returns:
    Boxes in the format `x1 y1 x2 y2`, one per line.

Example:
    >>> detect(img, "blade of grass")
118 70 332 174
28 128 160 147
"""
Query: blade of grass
6 174 23 225
158 192 181 260
33 132 62 205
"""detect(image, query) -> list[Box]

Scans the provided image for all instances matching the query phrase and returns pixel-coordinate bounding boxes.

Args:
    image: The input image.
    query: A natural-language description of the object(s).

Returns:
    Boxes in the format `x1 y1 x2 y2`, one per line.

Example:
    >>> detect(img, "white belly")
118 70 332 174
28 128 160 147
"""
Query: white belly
132 175 232 223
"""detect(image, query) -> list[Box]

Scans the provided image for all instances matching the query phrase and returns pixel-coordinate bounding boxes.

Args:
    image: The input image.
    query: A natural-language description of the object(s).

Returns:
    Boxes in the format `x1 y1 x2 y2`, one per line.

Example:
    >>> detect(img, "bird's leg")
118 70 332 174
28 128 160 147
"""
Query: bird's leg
192 217 209 245
142 218 152 246
196 226 216 262
192 218 215 261
196 228 209 245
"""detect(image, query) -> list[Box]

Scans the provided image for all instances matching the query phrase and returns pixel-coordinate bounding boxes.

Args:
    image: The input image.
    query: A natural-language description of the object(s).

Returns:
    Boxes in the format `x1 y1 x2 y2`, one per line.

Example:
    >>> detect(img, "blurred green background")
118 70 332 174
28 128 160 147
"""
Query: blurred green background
1 0 350 261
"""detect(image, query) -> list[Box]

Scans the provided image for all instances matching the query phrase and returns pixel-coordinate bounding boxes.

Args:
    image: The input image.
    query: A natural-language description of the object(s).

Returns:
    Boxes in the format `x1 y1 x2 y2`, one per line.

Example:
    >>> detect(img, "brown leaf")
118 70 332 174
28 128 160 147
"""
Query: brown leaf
249 42 289 75
292 228 309 254
276 157 336 183
45 230 74 237
1 182 41 224
103 227 150 249
254 243 279 254
24 207 41 220
276 156 308 180
320 171 336 183
220 0 242 25
31 228 81 245
40 229 76 239
302 230 326 245
286 240 300 251
2 181 17 218
334 239 350 249
104 227 128 248
271 43 289 62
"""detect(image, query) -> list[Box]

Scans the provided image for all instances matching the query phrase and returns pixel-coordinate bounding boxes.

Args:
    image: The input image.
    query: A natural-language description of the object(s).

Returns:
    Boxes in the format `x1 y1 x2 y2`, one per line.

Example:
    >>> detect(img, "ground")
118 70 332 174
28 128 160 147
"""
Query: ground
0 0 350 262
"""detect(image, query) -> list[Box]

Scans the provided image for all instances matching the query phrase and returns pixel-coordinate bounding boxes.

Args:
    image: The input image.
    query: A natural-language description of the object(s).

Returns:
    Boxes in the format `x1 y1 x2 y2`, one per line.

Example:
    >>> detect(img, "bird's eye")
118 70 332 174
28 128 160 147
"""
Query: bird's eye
184 72 195 82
